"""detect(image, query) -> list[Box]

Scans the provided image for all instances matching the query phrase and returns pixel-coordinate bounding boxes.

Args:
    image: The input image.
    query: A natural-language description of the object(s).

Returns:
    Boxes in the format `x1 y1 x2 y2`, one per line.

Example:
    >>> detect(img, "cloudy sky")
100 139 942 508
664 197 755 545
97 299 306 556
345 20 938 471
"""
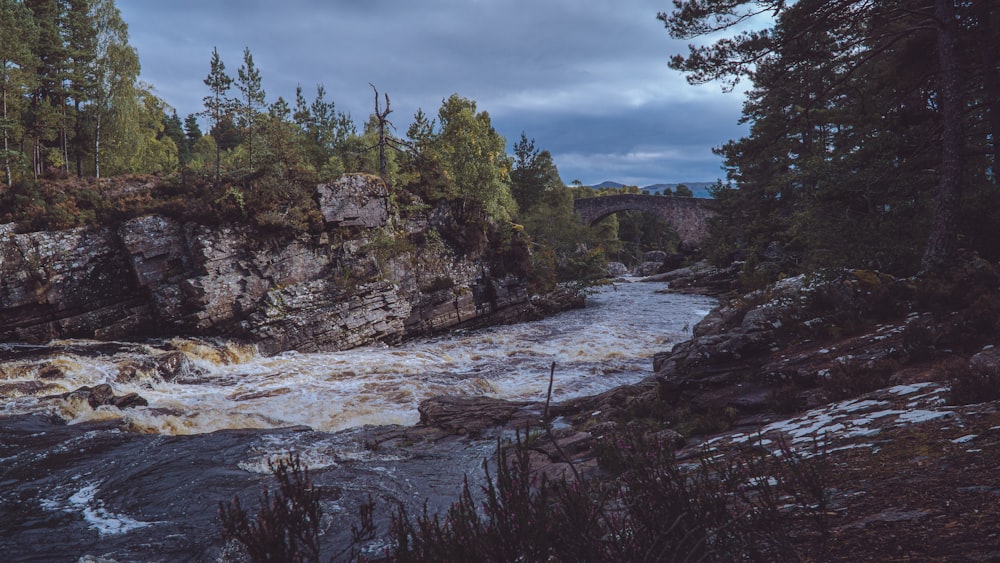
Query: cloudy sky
117 0 748 187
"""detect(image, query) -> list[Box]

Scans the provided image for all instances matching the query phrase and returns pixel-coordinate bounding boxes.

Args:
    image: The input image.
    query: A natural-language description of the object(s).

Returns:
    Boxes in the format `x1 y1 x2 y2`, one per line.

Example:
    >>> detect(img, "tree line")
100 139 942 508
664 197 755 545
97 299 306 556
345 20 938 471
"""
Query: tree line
0 0 175 183
1 0 648 287
663 0 1000 276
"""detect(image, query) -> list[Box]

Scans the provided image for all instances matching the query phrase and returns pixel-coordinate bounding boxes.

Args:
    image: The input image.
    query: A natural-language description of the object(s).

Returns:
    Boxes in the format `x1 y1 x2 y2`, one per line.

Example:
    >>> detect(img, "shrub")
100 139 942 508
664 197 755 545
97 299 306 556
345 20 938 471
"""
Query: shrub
387 429 828 562
948 356 1000 405
822 355 899 401
219 455 322 563
219 455 377 563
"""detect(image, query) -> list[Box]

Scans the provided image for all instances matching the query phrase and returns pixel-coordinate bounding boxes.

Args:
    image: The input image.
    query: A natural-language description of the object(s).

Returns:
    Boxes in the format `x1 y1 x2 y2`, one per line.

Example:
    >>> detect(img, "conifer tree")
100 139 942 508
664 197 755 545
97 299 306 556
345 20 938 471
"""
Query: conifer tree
183 113 201 154
24 0 67 177
65 0 96 177
235 46 264 181
0 0 39 186
662 0 1000 273
202 46 232 186
162 110 188 164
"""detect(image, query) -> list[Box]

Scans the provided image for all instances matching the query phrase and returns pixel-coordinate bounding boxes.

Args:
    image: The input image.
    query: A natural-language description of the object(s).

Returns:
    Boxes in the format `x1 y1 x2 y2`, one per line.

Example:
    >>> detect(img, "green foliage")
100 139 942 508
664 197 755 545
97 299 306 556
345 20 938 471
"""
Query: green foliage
0 178 100 230
431 94 517 223
162 111 189 165
613 209 681 266
0 0 39 185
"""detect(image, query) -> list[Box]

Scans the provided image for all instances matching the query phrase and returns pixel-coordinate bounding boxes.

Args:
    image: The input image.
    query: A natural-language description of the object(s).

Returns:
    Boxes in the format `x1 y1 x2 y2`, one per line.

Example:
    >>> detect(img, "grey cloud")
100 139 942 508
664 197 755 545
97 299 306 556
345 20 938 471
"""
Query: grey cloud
118 0 745 185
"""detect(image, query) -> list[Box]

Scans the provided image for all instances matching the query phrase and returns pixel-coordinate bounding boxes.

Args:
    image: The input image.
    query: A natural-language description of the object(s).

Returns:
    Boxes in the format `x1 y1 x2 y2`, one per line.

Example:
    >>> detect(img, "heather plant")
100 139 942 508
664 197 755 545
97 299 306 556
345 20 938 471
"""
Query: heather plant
219 455 323 562
219 454 376 563
387 428 828 562
948 356 1000 405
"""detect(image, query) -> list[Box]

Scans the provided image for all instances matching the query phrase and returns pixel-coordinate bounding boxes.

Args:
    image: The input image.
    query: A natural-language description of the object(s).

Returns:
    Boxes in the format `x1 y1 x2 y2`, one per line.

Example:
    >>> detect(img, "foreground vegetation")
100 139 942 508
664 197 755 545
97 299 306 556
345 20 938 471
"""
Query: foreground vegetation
221 428 830 562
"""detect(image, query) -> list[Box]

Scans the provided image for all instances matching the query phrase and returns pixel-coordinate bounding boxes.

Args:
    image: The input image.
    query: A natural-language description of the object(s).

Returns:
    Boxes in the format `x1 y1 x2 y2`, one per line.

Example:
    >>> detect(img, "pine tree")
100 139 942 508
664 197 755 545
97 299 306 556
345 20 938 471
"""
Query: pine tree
202 46 232 187
24 0 67 177
234 46 264 181
162 110 188 164
661 0 1000 273
64 0 96 177
0 0 39 186
183 113 201 153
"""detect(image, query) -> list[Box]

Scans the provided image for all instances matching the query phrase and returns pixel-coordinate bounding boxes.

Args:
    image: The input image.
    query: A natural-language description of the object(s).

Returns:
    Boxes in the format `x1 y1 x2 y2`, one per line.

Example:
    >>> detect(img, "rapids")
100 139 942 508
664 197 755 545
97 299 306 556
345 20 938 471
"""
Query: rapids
1 280 714 436
0 280 714 561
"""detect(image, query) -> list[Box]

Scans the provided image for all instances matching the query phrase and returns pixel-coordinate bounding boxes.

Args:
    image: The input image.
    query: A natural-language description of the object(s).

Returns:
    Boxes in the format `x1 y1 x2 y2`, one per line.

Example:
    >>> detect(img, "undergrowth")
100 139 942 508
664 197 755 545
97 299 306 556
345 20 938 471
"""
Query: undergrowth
220 430 830 562
387 428 829 562
218 455 374 563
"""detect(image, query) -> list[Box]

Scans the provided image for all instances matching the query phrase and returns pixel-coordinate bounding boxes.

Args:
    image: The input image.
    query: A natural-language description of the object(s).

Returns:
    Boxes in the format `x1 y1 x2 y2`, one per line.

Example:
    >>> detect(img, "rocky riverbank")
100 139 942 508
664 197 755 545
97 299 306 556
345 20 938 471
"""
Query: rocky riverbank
408 258 1000 560
0 174 567 355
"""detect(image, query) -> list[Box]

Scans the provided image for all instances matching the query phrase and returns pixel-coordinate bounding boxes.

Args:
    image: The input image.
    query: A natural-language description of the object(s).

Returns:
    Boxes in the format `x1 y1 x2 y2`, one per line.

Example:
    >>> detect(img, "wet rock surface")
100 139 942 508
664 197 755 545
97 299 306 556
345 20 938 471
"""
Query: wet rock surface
0 414 499 562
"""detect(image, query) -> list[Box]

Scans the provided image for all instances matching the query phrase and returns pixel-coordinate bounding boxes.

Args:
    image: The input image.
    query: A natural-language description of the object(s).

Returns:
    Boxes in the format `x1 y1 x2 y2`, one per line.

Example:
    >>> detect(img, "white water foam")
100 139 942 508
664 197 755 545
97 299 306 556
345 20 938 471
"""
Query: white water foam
3 281 715 435
41 482 154 537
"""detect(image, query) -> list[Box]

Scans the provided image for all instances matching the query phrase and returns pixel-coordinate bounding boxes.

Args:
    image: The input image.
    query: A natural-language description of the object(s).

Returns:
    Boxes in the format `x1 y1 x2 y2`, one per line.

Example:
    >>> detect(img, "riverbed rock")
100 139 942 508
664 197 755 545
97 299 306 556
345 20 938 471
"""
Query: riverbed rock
644 259 742 295
418 395 542 436
606 262 629 277
116 351 201 384
64 384 149 410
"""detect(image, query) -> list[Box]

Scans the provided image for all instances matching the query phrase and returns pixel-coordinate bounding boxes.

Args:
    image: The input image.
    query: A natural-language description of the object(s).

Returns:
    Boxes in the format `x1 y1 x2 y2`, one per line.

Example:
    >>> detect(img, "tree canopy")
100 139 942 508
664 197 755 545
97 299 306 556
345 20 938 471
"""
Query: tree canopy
662 0 1000 275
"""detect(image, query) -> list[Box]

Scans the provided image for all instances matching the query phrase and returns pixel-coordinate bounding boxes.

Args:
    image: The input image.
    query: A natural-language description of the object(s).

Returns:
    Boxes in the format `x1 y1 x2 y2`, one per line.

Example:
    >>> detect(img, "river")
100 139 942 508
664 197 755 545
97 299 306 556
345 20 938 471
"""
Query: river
0 280 714 561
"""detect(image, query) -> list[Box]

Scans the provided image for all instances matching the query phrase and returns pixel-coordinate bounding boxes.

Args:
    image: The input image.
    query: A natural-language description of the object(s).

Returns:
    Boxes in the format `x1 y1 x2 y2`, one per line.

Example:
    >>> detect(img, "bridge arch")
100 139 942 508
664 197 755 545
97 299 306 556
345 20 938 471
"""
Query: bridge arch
573 194 716 249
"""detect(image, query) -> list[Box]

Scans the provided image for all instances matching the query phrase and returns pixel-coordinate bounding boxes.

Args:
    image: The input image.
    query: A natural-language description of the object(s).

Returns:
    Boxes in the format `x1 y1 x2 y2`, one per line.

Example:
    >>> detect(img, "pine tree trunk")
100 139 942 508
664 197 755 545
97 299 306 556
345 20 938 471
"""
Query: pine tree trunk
94 110 101 179
2 80 10 187
74 99 83 177
975 0 1000 182
922 0 965 272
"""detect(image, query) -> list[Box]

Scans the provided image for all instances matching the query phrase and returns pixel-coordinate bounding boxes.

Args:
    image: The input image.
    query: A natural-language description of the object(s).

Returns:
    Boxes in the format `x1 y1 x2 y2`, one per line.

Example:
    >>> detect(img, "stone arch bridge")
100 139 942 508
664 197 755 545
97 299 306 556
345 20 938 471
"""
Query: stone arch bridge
573 194 717 249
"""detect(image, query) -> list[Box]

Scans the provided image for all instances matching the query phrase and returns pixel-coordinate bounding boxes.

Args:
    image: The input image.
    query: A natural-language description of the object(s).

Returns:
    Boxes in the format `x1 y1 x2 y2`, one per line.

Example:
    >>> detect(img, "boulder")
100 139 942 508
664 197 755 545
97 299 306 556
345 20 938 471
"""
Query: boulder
316 174 390 228
606 262 629 277
970 347 1000 376
644 259 741 295
418 395 541 436
65 384 149 410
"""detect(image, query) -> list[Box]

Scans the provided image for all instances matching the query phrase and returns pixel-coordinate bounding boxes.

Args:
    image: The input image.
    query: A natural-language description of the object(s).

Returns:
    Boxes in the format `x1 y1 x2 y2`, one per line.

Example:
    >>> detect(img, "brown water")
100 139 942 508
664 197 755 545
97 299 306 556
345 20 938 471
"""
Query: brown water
1 281 714 437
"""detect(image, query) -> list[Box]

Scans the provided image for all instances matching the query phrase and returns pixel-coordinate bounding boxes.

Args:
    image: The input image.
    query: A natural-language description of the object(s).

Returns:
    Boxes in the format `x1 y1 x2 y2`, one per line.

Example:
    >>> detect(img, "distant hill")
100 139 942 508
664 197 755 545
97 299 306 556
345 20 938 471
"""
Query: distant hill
641 182 716 198
581 181 716 198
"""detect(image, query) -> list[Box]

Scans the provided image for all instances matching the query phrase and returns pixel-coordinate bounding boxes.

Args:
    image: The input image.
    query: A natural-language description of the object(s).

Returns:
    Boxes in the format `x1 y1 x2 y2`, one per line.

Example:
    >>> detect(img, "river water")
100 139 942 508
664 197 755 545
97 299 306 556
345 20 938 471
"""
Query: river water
0 280 714 561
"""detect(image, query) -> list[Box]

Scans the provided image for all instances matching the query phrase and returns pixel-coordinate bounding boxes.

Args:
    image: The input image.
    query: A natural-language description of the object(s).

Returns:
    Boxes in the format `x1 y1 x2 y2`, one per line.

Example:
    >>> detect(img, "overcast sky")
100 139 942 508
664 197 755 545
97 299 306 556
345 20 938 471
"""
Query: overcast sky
116 0 748 187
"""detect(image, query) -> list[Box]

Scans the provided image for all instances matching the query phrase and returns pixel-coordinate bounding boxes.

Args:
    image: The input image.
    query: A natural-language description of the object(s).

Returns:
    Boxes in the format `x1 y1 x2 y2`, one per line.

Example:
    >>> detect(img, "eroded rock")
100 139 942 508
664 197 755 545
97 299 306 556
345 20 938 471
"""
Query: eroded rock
316 174 390 228
418 395 541 436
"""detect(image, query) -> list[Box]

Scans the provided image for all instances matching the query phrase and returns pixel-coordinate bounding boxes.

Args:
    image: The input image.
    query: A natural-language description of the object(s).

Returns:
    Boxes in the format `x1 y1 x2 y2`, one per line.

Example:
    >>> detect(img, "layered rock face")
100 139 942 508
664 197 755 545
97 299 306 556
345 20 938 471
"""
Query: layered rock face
0 174 530 354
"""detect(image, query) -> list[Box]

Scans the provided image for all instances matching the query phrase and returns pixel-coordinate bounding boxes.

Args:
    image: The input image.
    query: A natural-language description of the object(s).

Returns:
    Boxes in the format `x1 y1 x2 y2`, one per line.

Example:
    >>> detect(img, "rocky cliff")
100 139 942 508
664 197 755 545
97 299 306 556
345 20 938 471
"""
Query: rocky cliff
0 174 533 354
